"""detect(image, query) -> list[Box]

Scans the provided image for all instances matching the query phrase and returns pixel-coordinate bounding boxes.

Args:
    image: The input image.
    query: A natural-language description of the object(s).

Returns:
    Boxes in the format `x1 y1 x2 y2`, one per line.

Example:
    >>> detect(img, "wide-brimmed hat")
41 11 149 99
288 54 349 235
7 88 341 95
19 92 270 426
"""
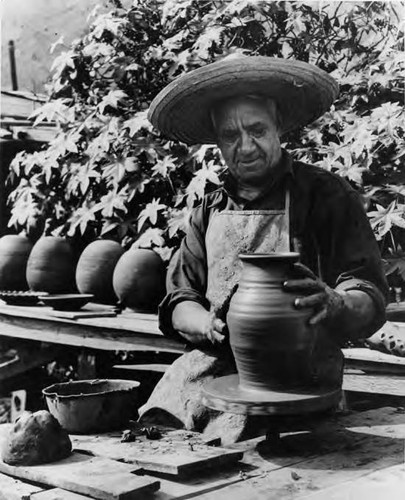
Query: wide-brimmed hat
148 56 339 145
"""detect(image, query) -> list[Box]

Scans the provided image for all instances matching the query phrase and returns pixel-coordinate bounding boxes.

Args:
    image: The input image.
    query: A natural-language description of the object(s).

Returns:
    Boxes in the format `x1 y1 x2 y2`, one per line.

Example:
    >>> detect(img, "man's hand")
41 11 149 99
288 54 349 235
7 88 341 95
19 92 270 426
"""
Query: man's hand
202 310 227 344
172 301 228 345
283 262 345 326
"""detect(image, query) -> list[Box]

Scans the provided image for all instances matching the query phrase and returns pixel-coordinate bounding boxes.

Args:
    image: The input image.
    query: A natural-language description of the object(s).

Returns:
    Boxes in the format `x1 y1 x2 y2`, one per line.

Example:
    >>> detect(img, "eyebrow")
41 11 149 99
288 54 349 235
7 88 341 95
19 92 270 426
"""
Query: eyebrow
219 120 267 131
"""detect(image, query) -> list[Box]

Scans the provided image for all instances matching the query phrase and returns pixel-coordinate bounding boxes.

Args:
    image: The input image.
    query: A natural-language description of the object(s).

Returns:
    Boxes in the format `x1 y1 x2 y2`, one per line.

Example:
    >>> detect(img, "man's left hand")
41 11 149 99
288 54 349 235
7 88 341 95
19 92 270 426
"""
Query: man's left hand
283 262 346 326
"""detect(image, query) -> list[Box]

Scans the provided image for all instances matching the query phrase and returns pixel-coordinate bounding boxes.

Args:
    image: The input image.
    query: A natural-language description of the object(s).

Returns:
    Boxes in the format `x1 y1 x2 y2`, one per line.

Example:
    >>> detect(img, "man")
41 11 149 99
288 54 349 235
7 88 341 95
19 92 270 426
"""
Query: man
139 56 387 442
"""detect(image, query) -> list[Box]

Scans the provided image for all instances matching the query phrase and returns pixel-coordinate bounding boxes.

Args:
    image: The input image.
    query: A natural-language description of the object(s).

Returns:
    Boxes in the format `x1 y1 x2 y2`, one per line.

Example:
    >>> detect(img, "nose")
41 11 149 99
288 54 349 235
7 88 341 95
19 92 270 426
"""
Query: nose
239 131 255 155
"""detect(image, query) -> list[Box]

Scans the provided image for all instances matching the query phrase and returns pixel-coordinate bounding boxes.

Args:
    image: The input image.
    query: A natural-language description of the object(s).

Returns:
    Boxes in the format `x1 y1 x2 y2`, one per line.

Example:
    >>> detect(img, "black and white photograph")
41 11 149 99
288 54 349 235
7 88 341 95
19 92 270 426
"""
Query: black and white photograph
0 0 404 498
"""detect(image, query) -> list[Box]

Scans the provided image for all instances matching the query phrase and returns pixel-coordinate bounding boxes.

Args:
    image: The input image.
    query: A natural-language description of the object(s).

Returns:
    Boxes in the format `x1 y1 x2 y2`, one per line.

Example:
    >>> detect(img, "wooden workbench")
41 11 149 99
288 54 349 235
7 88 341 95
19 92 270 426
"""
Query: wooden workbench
0 303 184 354
0 406 403 499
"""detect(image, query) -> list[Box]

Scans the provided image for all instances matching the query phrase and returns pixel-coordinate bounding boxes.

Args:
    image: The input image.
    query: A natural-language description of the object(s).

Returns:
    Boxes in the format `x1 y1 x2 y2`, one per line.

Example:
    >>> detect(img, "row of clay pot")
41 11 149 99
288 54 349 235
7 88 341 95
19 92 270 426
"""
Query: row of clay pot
0 235 166 312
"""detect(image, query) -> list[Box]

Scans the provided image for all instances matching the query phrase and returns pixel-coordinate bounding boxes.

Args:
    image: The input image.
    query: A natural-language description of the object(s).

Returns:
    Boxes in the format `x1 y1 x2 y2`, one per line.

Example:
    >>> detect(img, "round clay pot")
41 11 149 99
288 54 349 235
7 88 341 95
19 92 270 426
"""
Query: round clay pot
76 240 124 304
0 234 33 290
227 253 314 392
26 237 77 293
112 248 166 312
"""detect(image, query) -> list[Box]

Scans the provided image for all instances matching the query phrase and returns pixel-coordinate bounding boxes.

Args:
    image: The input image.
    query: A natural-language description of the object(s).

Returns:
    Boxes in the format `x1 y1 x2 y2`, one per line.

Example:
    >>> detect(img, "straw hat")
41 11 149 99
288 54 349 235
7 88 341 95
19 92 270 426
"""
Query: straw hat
148 56 339 145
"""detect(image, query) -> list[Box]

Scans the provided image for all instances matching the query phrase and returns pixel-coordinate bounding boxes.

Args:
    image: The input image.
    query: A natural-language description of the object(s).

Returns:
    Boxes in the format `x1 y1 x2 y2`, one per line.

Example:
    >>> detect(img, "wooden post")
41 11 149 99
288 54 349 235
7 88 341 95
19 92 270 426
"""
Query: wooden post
8 41 18 91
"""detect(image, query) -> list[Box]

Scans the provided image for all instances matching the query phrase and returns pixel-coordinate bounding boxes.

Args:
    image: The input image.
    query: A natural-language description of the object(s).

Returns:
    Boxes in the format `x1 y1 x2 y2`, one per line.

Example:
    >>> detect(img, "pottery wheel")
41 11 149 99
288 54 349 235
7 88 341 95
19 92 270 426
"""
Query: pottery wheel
201 374 342 416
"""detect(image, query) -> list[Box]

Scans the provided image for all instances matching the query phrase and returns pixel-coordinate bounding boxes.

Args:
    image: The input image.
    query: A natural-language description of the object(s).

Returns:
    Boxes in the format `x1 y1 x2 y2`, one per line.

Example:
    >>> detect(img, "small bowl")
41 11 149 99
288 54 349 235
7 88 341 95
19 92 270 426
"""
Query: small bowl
40 294 94 311
0 290 49 306
42 379 140 433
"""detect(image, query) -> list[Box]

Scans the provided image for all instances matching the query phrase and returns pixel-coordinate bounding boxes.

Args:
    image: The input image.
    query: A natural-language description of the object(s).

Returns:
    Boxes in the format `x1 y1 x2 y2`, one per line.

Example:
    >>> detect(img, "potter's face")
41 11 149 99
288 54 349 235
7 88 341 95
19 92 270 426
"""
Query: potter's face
213 97 282 187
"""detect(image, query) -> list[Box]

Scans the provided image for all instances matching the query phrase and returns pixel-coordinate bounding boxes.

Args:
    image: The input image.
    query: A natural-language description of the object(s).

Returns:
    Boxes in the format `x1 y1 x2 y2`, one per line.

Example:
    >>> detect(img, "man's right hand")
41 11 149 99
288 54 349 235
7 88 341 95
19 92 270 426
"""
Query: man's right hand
172 301 227 345
203 310 227 344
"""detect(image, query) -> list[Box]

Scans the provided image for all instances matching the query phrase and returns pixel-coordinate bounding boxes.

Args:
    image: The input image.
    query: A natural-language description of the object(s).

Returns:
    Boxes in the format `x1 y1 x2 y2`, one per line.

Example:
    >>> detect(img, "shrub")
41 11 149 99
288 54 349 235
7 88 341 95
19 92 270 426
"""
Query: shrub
7 0 405 269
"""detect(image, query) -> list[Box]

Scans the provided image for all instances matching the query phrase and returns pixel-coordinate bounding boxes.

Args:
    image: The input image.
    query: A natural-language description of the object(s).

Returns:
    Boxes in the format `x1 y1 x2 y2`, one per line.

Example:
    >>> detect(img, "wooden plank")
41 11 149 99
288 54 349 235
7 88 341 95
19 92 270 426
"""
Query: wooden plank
72 430 243 477
47 310 117 320
0 310 185 354
0 453 159 500
32 489 91 499
343 347 405 374
343 371 405 397
191 407 405 499
0 471 44 500
298 463 405 499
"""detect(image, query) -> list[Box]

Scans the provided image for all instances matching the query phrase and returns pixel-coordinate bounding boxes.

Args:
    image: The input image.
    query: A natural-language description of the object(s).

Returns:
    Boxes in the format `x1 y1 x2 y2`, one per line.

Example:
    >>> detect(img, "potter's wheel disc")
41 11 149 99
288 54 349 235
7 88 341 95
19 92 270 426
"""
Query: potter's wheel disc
201 374 341 416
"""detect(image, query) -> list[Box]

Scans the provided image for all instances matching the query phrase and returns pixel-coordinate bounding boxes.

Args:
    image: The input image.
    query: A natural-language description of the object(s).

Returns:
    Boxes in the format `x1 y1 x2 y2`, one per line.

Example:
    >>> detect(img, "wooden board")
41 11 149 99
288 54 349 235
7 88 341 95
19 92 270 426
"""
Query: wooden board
343 370 405 397
0 306 184 354
47 310 117 320
32 489 91 499
0 471 44 500
0 303 117 320
299 463 405 499
191 407 405 499
0 453 159 500
72 429 243 477
343 347 405 374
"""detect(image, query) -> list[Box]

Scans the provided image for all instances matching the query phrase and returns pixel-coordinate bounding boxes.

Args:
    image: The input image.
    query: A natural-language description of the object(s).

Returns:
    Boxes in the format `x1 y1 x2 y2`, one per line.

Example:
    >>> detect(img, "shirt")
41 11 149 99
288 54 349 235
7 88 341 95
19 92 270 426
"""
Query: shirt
159 151 388 341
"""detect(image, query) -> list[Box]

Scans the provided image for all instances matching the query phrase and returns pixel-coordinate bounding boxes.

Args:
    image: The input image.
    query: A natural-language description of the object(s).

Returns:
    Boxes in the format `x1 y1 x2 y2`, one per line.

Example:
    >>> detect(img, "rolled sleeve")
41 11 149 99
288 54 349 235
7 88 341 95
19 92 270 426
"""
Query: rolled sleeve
158 203 210 338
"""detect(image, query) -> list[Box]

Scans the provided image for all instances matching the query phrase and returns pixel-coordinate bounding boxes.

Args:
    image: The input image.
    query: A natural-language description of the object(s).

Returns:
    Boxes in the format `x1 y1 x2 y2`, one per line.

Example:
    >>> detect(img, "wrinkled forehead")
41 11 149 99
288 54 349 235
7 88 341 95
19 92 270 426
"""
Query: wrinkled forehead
211 95 278 129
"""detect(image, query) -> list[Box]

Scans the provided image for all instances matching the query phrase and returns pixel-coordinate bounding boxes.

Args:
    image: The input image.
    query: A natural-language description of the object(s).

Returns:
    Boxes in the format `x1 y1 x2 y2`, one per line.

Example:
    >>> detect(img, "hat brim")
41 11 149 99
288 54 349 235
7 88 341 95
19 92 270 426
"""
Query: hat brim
148 56 339 145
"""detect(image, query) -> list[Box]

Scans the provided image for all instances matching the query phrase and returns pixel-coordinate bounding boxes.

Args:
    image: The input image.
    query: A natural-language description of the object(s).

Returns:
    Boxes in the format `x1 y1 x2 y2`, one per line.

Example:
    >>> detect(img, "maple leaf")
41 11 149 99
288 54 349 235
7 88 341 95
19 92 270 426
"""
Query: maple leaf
123 111 151 136
95 189 128 218
92 15 124 39
152 156 177 177
167 207 191 238
192 145 221 163
186 161 222 204
368 202 405 240
102 158 127 185
124 157 139 173
86 131 111 158
193 26 224 59
29 99 71 126
67 204 98 236
51 51 76 78
137 198 166 231
370 102 403 138
134 228 165 249
82 42 115 58
98 90 128 114
48 131 81 158
333 161 366 185
66 162 100 196
224 0 254 15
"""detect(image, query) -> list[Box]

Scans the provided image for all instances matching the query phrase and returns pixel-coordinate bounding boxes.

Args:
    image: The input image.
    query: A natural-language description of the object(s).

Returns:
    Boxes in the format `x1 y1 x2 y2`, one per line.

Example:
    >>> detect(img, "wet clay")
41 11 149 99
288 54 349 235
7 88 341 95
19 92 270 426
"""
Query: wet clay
2 410 72 465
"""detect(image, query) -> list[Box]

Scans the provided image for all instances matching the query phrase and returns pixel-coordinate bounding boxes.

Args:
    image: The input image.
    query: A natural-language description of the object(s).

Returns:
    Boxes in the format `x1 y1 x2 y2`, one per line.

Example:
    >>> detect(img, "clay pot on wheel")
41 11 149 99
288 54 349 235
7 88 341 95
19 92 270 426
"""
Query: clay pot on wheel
227 253 314 392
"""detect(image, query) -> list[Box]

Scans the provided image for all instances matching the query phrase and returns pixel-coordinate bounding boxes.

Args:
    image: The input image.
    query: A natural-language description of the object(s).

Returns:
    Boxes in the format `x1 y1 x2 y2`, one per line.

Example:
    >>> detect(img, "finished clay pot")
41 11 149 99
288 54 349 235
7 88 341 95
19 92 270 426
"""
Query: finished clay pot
227 253 314 392
26 237 77 293
0 234 33 290
113 248 166 312
76 240 124 304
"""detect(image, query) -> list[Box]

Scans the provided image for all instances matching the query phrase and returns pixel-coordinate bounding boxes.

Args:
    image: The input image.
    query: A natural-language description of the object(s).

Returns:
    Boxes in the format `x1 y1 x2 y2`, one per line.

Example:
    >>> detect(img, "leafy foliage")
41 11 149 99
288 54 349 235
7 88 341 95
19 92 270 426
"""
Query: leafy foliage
7 0 405 267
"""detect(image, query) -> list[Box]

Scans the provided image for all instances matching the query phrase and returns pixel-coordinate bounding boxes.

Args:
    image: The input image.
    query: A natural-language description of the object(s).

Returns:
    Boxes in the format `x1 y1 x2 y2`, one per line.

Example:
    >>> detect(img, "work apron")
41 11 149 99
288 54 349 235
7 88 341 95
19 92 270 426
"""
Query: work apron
139 190 343 443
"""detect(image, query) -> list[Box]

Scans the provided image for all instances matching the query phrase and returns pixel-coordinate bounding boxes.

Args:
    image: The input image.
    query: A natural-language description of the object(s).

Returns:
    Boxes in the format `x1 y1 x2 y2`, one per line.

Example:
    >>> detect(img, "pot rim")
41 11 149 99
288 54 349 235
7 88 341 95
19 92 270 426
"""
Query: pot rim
239 252 300 261
42 378 140 399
